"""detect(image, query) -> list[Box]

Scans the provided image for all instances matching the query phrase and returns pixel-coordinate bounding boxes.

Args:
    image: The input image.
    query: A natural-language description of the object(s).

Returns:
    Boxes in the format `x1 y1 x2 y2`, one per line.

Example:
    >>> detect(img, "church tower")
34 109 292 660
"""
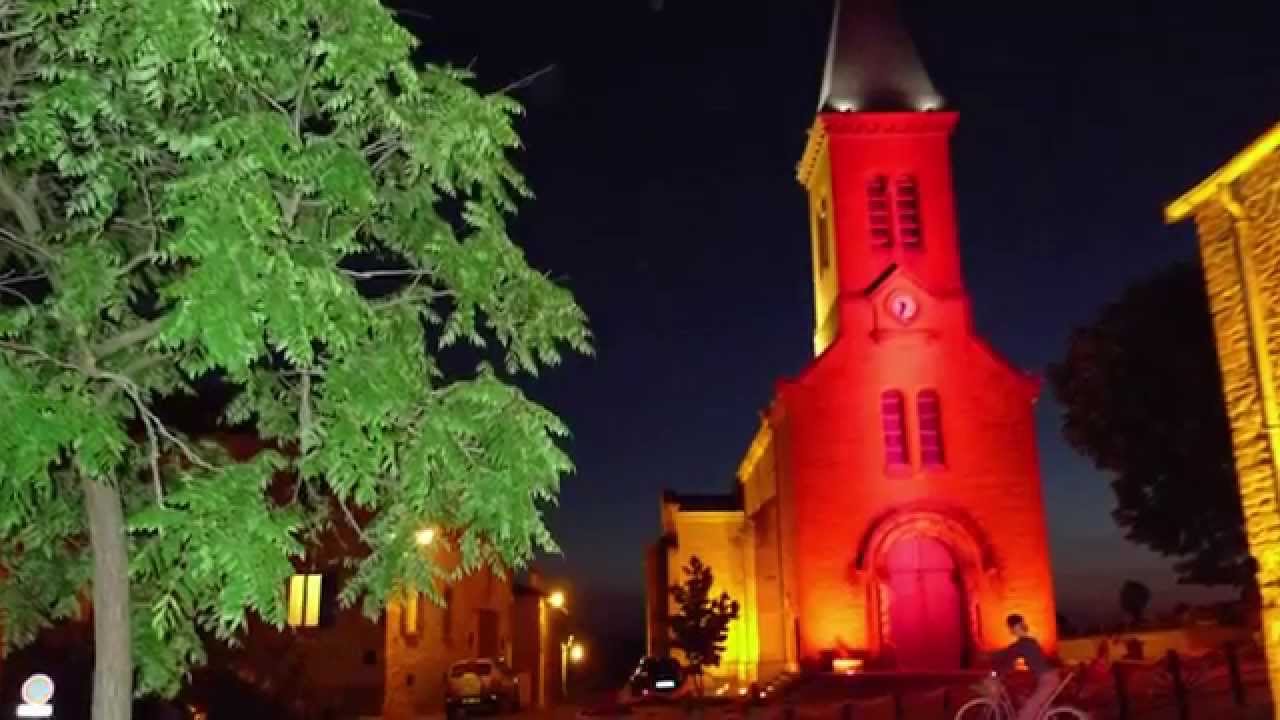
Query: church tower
803 0 959 355
647 0 1056 680
780 0 1057 668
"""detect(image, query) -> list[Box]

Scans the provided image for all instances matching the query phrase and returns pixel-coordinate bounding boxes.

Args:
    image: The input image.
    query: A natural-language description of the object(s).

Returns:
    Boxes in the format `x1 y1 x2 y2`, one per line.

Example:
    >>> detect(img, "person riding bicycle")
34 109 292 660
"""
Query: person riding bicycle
991 614 1059 720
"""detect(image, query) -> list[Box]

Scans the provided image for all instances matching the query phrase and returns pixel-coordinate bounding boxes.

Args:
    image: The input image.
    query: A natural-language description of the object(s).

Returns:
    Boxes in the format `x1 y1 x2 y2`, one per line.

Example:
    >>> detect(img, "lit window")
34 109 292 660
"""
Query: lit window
816 197 832 271
918 390 945 467
402 592 421 638
895 175 922 248
287 574 322 628
881 390 908 467
867 175 893 249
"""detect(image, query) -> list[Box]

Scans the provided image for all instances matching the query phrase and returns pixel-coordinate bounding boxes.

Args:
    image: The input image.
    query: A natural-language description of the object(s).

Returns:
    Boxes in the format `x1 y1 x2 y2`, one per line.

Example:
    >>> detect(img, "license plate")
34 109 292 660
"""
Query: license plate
655 680 676 689
463 698 483 704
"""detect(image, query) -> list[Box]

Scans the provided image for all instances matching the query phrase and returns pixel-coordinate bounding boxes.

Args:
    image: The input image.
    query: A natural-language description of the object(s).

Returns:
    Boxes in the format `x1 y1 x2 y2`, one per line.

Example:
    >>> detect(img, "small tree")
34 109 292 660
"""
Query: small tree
668 556 740 694
1120 580 1152 627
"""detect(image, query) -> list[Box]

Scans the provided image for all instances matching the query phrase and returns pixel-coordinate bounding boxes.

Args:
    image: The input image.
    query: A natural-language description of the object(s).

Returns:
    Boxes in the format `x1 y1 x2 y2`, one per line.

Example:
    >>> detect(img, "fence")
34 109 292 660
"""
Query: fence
614 644 1271 720
1065 642 1268 720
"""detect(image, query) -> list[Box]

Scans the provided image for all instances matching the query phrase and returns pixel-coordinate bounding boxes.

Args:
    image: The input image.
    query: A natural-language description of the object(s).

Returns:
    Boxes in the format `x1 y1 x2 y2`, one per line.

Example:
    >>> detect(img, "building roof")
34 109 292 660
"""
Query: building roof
1165 121 1280 222
818 0 943 113
662 489 742 513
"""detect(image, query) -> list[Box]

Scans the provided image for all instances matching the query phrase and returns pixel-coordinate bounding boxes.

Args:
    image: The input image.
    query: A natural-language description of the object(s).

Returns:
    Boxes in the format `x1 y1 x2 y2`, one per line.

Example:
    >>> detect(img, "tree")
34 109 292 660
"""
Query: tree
1120 580 1152 627
0 2 590 719
668 556 740 694
1050 261 1249 591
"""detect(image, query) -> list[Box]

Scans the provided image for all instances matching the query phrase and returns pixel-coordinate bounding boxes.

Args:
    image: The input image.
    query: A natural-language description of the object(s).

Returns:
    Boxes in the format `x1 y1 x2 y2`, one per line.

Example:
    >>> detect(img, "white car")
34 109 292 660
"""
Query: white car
445 658 520 717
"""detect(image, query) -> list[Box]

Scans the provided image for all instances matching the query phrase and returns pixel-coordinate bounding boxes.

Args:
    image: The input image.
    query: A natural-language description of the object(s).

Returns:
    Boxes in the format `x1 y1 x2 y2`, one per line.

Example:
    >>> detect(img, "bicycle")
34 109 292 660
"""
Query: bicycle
954 671 1090 720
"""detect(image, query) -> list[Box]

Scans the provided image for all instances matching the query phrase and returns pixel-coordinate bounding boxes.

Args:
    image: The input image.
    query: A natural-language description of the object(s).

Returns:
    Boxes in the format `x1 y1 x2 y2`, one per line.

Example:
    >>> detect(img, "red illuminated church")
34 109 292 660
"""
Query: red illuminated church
645 0 1056 681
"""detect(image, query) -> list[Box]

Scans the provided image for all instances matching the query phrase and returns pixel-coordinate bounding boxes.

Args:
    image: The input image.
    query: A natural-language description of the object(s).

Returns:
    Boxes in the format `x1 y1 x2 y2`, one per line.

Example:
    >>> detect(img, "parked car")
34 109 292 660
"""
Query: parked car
446 658 520 717
626 656 685 699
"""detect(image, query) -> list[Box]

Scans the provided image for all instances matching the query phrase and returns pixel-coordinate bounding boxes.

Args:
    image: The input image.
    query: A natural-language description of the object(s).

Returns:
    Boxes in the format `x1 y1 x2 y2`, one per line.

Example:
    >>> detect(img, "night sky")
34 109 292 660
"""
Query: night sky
395 1 1280 635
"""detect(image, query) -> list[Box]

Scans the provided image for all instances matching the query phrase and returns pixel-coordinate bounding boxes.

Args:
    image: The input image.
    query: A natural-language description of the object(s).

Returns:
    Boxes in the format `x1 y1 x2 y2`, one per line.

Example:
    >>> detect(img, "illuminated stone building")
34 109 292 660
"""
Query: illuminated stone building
646 0 1057 680
1166 121 1280 714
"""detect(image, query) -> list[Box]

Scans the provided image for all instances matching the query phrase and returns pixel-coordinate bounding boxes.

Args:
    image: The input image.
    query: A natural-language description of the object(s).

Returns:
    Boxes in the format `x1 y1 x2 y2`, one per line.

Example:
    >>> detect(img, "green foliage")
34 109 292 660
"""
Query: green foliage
668 556 740 688
1050 261 1247 589
0 0 589 701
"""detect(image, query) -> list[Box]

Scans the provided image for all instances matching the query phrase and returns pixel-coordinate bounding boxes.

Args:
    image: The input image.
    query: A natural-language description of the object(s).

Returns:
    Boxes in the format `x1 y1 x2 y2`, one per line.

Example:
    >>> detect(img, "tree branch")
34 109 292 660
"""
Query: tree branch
337 497 373 547
495 64 556 95
91 317 166 360
0 166 41 237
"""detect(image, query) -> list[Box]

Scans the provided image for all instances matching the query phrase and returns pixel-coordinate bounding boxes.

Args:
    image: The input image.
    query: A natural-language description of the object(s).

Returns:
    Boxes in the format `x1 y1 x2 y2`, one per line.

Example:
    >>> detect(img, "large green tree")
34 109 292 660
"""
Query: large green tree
1050 261 1248 590
0 1 590 719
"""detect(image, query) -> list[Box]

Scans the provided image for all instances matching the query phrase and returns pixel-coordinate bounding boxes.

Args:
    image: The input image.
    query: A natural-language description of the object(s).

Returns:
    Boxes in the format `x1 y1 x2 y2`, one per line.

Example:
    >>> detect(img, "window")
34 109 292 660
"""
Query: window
287 574 323 628
880 390 908 467
918 389 945 466
816 197 832 270
442 587 454 644
895 175 923 248
402 592 421 638
867 175 893 248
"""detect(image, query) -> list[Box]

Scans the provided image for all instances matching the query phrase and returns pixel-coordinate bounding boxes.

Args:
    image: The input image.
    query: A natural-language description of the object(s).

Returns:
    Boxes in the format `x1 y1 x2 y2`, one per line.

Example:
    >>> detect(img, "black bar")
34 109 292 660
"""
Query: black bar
1167 650 1190 720
1225 642 1247 708
1114 662 1130 720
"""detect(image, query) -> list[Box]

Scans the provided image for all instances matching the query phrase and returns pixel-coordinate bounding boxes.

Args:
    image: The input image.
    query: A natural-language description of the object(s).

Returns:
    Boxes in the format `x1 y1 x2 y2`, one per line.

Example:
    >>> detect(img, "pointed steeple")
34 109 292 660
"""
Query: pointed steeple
818 0 943 113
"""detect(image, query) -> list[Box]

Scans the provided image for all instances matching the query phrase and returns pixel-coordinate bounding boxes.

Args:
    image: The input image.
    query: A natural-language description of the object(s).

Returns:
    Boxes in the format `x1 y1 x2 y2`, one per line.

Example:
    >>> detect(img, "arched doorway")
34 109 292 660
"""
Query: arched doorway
882 535 966 670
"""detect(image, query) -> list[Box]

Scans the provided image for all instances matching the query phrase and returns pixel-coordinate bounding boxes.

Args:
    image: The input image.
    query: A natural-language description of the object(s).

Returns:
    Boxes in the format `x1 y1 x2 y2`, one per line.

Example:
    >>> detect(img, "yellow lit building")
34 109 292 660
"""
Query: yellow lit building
1166 120 1280 716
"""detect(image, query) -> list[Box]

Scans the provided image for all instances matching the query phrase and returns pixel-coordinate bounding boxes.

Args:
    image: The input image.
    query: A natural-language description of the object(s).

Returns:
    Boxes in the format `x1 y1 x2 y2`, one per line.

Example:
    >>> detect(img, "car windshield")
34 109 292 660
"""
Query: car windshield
451 662 492 677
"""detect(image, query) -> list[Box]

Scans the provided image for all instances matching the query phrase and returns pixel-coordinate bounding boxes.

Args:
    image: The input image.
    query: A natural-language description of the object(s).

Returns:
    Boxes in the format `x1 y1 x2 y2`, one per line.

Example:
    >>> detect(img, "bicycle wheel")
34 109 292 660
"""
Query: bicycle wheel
1044 705 1090 720
955 697 1007 720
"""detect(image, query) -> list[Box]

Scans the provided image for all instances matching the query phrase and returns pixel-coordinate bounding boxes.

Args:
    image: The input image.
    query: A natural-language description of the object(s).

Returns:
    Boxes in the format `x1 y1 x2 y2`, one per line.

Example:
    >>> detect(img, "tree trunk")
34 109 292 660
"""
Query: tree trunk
84 476 132 720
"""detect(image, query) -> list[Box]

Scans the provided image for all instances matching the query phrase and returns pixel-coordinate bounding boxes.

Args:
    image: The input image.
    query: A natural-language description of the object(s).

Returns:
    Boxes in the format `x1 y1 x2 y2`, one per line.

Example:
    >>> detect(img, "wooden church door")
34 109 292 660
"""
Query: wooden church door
884 535 966 670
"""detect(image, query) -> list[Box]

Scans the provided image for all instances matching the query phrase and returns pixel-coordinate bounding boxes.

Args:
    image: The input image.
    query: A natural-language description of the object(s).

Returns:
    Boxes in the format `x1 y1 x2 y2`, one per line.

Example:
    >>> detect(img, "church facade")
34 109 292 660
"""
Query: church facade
645 0 1056 683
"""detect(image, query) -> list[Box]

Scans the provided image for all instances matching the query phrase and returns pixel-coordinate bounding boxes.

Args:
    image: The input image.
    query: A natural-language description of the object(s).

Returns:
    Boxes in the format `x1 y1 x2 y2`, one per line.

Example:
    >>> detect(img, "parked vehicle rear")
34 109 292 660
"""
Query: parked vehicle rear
446 658 520 717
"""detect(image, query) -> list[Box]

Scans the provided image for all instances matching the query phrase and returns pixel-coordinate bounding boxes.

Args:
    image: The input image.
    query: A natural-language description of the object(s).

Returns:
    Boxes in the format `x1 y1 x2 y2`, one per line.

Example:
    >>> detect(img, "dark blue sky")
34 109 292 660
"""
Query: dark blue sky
402 0 1280 631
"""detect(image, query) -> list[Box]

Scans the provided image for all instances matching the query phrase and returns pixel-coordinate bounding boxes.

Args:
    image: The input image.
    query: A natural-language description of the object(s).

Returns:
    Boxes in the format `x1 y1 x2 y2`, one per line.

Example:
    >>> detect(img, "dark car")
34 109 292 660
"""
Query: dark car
627 656 684 698
445 658 520 717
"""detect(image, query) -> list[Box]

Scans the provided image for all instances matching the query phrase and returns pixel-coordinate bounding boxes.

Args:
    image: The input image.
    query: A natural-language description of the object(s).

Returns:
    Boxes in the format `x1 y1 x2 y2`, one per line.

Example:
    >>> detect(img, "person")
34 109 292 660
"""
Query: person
992 614 1059 720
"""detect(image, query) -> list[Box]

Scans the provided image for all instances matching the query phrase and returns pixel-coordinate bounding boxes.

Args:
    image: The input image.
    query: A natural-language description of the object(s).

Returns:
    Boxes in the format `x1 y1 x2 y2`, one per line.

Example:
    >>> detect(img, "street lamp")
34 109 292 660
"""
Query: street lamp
547 589 565 610
414 527 436 547
561 634 585 699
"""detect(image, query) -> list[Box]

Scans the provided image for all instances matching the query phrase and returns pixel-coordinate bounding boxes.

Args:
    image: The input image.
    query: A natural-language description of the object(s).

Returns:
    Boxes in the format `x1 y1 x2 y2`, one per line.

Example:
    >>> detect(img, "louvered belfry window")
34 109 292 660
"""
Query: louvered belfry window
881 390 908 467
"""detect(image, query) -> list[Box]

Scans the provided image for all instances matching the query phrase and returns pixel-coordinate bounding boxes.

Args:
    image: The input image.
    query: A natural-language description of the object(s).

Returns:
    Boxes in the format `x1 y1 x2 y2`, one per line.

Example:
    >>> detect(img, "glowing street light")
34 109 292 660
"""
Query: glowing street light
547 589 565 610
560 633 585 698
414 527 436 547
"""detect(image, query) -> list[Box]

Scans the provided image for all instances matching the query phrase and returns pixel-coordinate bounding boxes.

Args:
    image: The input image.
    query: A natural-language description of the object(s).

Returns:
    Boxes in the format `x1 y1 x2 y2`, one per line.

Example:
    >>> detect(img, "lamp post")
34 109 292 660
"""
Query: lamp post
561 634 585 699
540 588 568 708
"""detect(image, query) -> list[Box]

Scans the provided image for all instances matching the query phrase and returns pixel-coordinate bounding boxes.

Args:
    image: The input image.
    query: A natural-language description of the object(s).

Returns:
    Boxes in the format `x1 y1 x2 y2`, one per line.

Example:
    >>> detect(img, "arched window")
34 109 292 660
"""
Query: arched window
881 390 908 467
867 175 893 249
918 389 945 466
895 175 922 248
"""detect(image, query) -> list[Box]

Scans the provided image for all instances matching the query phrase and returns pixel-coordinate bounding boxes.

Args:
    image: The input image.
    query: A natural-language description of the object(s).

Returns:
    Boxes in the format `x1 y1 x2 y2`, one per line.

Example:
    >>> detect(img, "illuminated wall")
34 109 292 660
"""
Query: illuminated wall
1166 122 1280 715
382 560 514 720
660 498 760 686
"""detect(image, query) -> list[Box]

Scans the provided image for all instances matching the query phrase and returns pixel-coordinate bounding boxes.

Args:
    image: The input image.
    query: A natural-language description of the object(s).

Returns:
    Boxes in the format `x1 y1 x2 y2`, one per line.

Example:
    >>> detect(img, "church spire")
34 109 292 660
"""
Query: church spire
818 0 943 113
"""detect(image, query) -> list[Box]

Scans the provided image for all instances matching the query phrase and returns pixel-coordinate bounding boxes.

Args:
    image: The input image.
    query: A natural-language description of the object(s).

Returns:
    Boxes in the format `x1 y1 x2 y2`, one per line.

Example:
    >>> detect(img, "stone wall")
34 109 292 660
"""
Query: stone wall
382 568 515 720
1170 121 1280 712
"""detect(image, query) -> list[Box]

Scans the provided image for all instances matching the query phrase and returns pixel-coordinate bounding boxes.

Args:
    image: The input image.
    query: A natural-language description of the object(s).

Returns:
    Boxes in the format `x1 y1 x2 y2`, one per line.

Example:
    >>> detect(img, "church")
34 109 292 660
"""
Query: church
644 0 1056 684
